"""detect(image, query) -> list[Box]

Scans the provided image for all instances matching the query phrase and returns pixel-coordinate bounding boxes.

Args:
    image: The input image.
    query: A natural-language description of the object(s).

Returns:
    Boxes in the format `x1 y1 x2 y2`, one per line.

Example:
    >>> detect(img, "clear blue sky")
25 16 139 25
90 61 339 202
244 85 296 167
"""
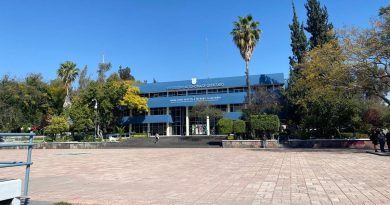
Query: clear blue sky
0 0 388 83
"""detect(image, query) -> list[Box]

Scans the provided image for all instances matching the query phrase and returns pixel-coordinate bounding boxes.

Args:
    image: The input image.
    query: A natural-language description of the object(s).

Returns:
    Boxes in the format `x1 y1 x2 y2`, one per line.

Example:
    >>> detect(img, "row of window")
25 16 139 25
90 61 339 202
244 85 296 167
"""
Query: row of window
146 104 243 116
142 87 248 98
142 85 282 98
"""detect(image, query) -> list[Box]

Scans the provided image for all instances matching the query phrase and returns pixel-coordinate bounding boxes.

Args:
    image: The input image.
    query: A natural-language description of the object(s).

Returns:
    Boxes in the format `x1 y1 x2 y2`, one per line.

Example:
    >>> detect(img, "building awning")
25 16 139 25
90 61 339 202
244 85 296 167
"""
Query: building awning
223 112 242 120
121 115 173 125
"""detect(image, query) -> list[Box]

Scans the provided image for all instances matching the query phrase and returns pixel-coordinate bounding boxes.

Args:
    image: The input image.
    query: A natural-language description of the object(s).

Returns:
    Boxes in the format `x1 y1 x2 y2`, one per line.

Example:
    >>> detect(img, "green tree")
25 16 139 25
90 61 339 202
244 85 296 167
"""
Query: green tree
217 118 233 134
120 83 148 113
0 75 24 131
342 6 390 105
48 79 66 115
305 0 335 49
245 88 283 118
78 65 91 90
57 61 79 97
118 66 135 81
231 15 261 105
288 40 362 137
289 1 308 67
98 62 112 83
58 61 79 109
67 102 94 133
44 116 70 139
250 114 280 137
233 120 246 135
190 102 223 119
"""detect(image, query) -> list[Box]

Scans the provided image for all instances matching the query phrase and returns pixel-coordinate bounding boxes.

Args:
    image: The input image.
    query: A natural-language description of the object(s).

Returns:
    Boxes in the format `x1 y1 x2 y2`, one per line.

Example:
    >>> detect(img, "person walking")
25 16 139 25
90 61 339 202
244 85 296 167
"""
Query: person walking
377 130 386 152
154 132 160 144
386 132 390 152
369 130 379 152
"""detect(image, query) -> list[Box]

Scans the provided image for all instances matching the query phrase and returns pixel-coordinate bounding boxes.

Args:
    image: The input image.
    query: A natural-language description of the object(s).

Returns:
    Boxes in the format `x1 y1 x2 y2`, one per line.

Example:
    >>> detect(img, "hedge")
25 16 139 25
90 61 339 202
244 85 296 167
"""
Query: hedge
250 114 280 134
217 118 233 134
233 120 246 134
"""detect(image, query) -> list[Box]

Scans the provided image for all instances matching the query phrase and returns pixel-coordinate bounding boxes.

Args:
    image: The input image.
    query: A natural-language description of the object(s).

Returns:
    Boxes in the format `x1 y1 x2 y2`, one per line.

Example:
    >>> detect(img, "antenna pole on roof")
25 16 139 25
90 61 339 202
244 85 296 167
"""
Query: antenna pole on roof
205 36 209 78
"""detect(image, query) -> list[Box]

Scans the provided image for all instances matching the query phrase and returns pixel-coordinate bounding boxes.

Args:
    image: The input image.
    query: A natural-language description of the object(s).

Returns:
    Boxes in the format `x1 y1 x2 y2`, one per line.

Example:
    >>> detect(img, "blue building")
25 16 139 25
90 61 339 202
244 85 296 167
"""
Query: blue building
122 73 284 136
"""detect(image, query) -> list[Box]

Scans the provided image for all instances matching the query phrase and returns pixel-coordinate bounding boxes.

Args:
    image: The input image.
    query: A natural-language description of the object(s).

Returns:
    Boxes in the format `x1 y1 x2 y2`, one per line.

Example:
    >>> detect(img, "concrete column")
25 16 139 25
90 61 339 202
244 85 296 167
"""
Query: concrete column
166 107 170 136
227 104 231 112
147 110 151 136
206 116 210 136
185 106 190 136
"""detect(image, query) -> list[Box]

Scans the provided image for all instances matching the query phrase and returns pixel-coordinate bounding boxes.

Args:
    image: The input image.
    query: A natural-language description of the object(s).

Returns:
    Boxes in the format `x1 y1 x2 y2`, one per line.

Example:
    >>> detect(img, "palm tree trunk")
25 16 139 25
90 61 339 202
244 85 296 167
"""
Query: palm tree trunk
245 60 251 105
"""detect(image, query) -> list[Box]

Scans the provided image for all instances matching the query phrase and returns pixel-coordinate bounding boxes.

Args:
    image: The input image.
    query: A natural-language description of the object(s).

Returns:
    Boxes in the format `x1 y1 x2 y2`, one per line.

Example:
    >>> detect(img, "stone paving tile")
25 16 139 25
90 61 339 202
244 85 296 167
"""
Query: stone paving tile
1 149 390 205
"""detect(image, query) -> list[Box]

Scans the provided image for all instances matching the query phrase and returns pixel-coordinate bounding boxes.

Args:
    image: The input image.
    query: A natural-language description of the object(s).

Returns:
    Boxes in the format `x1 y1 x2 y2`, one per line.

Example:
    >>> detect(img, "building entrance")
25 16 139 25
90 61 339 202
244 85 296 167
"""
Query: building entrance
170 107 186 135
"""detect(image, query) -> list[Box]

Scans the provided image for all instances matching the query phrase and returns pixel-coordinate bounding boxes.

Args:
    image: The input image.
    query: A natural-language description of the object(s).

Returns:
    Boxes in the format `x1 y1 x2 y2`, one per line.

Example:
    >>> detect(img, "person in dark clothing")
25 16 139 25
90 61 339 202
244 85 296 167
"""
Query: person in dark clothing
377 130 386 152
369 130 378 152
154 132 160 144
386 132 390 152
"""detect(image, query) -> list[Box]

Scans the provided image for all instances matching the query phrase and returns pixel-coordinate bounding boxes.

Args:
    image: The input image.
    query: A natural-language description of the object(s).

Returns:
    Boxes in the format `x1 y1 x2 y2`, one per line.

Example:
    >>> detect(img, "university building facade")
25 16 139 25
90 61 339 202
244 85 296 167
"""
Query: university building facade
122 73 284 136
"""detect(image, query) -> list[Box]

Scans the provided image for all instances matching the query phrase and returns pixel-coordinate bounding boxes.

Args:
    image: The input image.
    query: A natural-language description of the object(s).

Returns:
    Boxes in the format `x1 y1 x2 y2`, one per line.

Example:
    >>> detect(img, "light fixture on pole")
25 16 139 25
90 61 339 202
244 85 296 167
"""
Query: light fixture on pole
92 99 98 140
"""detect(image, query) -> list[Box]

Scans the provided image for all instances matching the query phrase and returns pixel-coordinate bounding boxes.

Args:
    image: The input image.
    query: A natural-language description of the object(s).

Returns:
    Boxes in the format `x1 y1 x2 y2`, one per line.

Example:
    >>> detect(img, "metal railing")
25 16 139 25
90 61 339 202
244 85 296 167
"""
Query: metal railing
0 132 35 201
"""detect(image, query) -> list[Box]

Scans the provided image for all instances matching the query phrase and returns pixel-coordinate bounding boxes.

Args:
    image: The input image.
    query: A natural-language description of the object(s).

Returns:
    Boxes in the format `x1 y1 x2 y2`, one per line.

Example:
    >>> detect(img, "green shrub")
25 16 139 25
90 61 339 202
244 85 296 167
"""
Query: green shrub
83 135 95 142
44 116 69 136
227 135 235 140
217 118 233 134
340 132 353 138
132 133 147 138
356 133 368 138
340 132 368 139
233 120 246 134
55 202 72 205
250 114 280 134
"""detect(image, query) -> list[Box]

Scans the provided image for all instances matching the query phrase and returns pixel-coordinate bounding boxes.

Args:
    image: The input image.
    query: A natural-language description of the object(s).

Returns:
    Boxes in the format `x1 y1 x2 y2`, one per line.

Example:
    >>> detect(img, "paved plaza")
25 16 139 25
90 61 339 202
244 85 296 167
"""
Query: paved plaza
1 148 390 205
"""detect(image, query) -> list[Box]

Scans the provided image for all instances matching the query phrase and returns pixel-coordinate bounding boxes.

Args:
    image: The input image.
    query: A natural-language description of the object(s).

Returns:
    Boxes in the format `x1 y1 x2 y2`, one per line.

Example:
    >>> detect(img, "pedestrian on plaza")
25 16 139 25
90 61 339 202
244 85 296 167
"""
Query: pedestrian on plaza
154 132 160 144
369 130 378 152
377 130 386 152
386 132 390 152
262 132 267 148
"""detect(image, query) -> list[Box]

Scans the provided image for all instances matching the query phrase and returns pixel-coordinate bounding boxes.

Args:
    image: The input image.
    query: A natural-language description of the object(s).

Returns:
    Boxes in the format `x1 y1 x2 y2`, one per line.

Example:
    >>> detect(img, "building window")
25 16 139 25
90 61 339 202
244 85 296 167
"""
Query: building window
188 89 206 96
149 92 167 98
229 87 246 93
132 110 147 116
150 108 166 115
215 105 227 112
231 104 243 112
168 91 178 97
150 123 166 135
207 88 227 94
168 91 186 96
177 91 186 96
159 92 167 97
133 124 147 134
149 93 159 98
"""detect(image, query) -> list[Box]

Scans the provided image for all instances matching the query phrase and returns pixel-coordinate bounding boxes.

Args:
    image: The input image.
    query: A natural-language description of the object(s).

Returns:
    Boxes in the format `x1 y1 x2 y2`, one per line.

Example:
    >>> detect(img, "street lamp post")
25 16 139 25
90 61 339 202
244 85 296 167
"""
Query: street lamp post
92 99 98 141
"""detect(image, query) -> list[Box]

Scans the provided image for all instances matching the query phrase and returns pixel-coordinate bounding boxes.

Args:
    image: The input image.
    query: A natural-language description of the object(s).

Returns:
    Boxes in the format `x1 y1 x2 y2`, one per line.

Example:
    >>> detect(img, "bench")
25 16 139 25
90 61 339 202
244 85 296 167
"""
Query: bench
0 179 21 205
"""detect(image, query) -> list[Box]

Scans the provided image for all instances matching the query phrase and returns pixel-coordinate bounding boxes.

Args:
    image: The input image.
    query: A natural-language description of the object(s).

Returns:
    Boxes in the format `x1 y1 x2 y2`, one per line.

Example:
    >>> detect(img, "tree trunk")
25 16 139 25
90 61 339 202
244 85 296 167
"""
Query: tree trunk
245 60 251 105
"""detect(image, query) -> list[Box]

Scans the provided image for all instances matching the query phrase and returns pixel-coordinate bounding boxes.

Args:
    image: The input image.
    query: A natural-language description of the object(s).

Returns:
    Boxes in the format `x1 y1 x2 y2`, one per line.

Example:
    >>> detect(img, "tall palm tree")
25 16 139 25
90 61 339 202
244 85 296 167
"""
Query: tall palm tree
231 15 261 105
58 61 79 107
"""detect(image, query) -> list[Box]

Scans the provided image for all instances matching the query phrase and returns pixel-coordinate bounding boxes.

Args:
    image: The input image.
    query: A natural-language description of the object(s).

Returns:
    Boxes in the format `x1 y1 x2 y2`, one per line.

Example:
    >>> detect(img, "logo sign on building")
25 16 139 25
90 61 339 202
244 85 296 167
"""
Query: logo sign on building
191 78 197 85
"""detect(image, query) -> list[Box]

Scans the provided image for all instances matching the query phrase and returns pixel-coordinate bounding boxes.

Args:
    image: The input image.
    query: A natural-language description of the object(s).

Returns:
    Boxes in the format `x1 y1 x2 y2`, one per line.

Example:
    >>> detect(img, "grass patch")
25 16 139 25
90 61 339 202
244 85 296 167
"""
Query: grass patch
55 202 72 205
